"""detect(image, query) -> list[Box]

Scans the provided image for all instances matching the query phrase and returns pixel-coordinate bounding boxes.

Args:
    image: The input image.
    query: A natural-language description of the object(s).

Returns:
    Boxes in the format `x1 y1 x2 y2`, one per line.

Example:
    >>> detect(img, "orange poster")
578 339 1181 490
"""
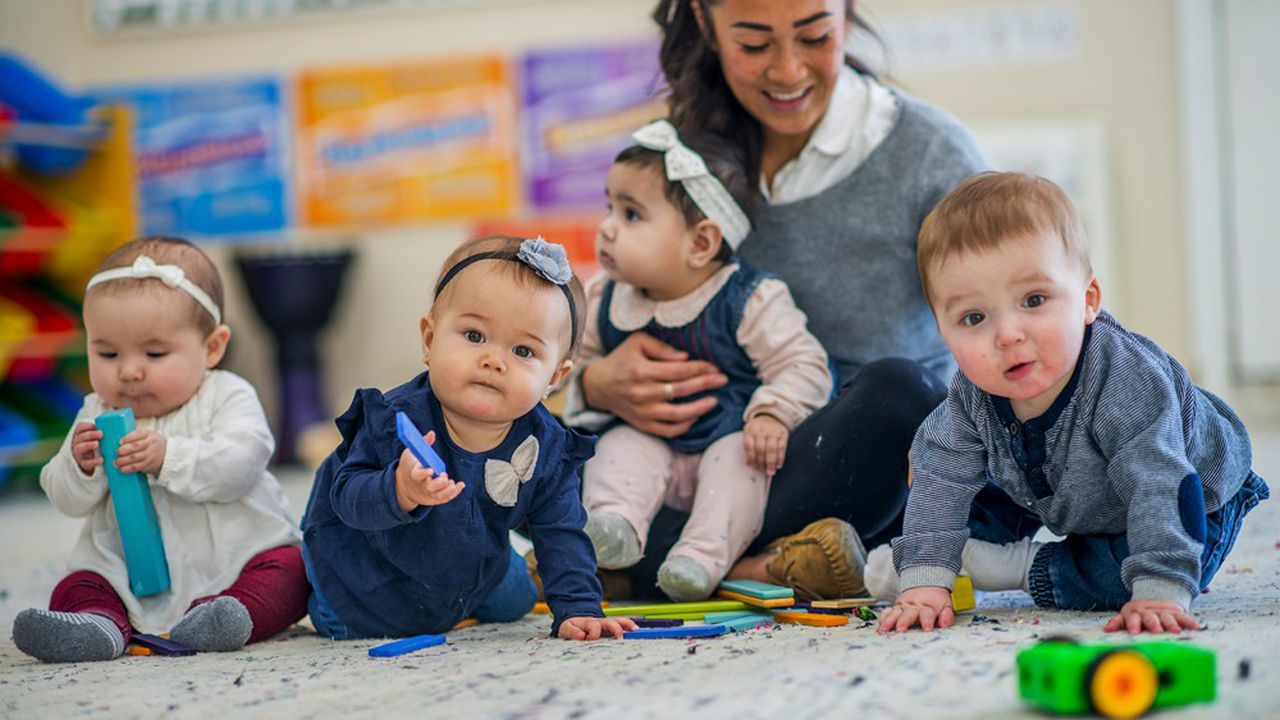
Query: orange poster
296 55 518 226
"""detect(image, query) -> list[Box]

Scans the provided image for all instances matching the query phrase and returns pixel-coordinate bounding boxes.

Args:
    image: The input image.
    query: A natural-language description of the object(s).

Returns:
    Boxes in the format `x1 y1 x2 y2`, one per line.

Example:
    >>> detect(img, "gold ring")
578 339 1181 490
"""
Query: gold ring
663 383 674 402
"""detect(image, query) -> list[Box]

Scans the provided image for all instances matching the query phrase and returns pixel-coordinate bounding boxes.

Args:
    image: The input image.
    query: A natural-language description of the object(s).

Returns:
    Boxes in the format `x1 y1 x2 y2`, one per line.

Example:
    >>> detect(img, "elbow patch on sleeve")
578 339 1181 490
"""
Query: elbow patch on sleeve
1178 473 1207 543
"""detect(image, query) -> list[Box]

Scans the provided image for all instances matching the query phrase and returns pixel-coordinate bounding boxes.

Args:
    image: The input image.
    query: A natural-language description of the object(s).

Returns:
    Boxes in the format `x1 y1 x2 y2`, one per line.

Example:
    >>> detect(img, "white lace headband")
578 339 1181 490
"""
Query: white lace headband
631 119 752 249
86 255 222 326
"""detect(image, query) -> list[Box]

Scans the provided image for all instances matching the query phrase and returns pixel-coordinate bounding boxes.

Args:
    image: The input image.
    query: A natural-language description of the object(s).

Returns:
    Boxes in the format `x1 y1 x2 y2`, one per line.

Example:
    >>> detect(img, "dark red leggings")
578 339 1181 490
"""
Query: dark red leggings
49 545 310 645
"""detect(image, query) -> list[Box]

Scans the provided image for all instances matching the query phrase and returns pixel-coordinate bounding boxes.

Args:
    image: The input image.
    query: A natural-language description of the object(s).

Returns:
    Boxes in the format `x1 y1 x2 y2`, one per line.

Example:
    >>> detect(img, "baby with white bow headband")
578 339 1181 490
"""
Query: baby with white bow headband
14 236 307 664
566 120 834 601
301 236 637 641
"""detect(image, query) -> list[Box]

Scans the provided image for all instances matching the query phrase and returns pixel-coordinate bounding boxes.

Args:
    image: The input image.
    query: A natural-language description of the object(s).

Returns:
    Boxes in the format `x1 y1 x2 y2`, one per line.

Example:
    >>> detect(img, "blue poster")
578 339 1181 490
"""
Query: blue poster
92 76 289 238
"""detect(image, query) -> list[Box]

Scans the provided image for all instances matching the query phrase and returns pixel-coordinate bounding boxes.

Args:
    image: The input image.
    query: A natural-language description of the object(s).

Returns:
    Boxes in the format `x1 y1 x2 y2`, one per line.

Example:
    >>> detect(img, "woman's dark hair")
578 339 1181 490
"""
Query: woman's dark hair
615 127 753 261
652 0 882 181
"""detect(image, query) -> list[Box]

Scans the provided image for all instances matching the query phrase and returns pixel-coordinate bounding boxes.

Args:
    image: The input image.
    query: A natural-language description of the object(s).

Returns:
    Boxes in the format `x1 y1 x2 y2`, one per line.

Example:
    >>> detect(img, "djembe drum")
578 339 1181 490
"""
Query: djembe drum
234 247 353 466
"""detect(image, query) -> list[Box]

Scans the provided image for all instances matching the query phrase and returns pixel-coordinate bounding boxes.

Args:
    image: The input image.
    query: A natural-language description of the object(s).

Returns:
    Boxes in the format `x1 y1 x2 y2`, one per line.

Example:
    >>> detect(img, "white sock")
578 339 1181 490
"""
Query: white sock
864 545 900 602
961 538 1042 593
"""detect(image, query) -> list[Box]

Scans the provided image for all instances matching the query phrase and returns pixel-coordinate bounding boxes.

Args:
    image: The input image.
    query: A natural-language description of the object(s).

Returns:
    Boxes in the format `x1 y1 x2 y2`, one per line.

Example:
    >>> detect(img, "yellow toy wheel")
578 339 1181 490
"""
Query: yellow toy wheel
1087 649 1159 719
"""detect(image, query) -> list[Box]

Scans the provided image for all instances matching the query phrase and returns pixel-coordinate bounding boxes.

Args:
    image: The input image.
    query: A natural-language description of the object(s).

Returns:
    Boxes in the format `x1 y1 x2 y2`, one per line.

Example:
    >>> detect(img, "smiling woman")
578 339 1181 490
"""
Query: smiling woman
565 0 990 599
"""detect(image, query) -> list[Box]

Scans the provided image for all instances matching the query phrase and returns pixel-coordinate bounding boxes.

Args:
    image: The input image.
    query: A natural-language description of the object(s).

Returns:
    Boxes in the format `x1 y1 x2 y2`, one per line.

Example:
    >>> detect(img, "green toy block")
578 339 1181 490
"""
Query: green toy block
602 600 752 617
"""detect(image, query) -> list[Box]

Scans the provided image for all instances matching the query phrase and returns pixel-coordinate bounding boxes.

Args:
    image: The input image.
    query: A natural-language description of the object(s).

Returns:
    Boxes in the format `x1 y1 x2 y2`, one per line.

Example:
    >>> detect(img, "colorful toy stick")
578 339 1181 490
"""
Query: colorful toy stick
630 618 684 628
395 411 447 475
368 633 447 658
810 598 875 609
717 579 793 599
131 633 195 657
721 614 775 632
1018 638 1215 719
773 611 849 627
95 408 170 597
715 589 795 608
602 599 751 617
623 624 727 640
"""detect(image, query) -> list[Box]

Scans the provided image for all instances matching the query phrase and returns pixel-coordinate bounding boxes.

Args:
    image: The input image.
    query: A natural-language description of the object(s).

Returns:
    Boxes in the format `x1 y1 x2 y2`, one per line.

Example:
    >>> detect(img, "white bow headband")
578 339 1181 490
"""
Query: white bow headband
631 119 752 250
86 255 222 326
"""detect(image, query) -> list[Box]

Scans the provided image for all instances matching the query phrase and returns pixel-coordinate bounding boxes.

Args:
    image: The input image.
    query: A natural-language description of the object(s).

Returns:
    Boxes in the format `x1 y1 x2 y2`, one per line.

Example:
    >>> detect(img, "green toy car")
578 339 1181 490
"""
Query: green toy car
1017 638 1215 719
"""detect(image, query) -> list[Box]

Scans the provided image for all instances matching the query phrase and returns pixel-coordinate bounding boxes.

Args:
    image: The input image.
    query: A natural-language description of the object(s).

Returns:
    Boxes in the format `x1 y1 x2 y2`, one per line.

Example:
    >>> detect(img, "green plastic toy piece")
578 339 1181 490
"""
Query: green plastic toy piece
1017 638 1215 719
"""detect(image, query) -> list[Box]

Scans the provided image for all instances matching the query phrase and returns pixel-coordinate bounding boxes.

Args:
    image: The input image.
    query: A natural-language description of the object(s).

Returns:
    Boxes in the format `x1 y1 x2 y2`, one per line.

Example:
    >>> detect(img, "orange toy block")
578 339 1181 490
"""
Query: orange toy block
774 611 849 627
716 590 795 608
451 618 480 630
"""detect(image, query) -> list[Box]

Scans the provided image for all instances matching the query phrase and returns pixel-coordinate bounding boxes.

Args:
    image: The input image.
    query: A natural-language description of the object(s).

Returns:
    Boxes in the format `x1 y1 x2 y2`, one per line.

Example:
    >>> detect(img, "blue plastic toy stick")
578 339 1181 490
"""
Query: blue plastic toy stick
623 624 727 640
131 633 195 657
368 633 447 658
395 411 447 475
95 408 170 597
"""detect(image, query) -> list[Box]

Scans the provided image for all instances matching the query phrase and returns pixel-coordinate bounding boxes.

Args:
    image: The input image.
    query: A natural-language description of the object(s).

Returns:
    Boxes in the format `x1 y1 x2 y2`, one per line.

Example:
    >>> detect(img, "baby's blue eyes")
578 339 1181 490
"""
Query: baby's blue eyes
961 312 985 327
514 346 534 359
465 330 484 343
1024 294 1046 308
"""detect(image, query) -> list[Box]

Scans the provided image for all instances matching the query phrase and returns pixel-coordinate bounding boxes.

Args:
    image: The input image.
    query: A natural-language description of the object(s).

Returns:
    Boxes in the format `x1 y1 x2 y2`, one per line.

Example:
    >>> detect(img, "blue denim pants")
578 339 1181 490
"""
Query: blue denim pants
303 544 537 640
967 472 1269 610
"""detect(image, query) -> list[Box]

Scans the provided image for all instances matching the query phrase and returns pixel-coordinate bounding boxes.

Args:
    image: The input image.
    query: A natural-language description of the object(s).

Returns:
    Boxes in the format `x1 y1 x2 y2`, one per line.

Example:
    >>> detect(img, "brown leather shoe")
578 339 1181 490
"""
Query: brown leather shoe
524 549 634 602
762 518 867 600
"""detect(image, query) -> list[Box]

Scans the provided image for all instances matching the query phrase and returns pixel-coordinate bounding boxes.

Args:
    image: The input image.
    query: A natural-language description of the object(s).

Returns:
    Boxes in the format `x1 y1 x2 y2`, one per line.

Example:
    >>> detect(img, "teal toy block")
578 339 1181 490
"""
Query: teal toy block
95 408 170 597
717 579 794 599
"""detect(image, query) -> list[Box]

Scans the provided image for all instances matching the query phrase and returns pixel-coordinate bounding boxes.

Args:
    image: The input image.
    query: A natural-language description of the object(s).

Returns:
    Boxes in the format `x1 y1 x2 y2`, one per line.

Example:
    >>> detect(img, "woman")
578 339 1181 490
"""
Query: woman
563 0 987 598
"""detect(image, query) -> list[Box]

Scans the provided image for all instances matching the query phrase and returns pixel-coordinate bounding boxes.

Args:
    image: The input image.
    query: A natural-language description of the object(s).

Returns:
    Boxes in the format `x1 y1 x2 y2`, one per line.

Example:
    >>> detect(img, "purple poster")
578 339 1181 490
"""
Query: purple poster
520 42 665 211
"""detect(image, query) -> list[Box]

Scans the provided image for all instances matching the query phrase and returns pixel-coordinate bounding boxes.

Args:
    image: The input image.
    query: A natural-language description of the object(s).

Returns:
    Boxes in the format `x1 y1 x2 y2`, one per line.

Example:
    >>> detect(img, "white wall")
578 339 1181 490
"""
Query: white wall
1 0 1213 438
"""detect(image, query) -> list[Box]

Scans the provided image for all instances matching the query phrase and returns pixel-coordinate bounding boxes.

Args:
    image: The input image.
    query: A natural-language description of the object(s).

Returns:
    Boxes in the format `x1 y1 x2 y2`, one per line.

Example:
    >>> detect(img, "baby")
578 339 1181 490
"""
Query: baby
573 120 833 600
873 172 1268 634
302 236 635 640
13 236 307 663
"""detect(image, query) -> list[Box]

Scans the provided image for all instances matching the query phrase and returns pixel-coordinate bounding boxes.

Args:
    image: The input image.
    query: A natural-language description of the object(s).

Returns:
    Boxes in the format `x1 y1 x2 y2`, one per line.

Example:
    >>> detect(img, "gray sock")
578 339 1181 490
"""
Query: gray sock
657 555 716 602
584 512 643 569
12 608 126 663
169 596 252 652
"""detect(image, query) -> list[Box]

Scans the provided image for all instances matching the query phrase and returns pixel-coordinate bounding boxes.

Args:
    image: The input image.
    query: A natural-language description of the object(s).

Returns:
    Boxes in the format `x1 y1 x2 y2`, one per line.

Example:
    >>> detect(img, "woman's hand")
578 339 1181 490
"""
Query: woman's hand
581 332 727 438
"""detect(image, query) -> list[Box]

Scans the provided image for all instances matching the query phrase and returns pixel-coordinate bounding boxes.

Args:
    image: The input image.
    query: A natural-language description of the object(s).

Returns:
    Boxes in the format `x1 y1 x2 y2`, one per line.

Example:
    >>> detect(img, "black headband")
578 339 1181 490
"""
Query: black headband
433 251 578 353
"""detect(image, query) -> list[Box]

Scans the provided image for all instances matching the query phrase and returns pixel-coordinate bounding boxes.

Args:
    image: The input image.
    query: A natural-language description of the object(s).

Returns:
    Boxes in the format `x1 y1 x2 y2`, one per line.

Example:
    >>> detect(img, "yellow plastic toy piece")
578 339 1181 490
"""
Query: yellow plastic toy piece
450 618 480 630
1088 649 1159 719
951 575 975 612
774 611 849 627
811 598 875 609
715 590 795 608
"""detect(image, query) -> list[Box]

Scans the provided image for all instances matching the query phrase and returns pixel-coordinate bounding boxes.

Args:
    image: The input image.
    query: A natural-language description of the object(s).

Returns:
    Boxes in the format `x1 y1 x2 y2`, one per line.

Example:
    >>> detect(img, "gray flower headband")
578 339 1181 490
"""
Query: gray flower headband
434 237 578 351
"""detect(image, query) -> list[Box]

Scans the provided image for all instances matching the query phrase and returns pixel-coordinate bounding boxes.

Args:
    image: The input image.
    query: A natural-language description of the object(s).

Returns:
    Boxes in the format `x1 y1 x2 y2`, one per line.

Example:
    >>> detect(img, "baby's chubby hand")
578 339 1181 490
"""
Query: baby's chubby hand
71 421 104 475
1104 599 1201 635
115 428 166 475
877 585 955 634
743 414 788 477
395 431 464 513
556 615 637 641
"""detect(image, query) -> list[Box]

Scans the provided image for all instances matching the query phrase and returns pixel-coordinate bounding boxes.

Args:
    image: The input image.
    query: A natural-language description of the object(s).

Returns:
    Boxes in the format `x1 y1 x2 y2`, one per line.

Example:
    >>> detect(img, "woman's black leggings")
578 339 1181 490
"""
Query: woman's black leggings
623 357 948 597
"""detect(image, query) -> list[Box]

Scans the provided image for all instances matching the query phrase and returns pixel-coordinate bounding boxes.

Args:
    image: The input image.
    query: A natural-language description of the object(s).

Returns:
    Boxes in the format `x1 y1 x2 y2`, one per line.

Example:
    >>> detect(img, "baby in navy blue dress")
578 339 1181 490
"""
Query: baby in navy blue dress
302 236 636 641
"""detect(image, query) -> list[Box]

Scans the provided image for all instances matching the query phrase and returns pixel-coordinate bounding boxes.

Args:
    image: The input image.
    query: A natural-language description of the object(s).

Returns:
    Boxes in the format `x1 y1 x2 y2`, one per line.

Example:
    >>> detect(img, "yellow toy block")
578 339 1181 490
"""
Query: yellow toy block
951 575 975 612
